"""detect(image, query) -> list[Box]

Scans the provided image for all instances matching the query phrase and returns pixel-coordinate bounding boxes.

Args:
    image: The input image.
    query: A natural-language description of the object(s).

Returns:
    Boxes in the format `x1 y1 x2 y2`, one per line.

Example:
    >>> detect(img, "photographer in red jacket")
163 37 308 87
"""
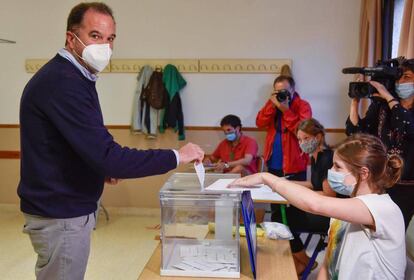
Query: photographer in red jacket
256 75 312 220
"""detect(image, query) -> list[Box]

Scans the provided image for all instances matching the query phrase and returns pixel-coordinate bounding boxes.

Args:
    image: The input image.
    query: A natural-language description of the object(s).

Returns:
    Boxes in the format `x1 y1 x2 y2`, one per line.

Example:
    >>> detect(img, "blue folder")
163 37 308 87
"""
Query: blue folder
241 191 257 279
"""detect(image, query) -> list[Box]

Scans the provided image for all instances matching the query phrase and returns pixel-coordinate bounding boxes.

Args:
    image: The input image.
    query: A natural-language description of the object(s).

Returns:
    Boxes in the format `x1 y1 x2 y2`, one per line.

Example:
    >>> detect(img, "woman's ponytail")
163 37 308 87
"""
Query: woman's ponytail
382 154 404 189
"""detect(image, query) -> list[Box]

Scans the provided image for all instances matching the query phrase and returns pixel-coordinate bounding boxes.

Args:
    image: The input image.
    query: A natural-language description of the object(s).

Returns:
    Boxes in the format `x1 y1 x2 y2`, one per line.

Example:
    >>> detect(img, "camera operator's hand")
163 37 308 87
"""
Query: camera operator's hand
269 92 289 112
369 81 394 102
270 93 279 106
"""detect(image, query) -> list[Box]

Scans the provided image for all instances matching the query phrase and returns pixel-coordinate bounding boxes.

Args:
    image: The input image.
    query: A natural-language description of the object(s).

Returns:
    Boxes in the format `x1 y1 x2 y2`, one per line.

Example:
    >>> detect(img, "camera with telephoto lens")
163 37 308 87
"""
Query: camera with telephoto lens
274 89 290 102
342 57 404 99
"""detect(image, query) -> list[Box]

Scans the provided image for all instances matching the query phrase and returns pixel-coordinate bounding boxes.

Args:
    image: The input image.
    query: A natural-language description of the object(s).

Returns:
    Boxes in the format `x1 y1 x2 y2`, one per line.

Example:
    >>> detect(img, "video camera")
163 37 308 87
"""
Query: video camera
342 57 403 99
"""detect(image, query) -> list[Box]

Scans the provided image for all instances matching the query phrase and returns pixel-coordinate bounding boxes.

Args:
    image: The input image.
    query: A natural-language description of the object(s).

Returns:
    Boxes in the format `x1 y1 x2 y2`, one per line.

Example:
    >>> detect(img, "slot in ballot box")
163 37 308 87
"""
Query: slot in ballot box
159 173 241 278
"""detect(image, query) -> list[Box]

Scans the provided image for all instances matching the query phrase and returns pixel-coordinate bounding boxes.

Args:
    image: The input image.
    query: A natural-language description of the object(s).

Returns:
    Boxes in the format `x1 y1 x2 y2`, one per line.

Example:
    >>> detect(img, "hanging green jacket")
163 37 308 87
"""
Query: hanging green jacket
163 64 187 100
160 64 187 140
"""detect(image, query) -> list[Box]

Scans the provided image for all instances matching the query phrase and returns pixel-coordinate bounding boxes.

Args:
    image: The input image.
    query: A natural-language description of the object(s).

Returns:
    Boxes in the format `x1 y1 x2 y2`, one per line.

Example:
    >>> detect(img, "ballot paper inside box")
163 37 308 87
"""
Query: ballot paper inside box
159 172 241 278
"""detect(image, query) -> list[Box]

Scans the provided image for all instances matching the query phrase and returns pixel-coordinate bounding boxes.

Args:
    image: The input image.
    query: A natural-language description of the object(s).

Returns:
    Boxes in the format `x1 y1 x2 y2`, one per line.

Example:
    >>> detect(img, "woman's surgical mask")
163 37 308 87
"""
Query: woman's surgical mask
299 137 319 154
395 82 414 99
73 33 112 72
225 132 237 142
327 169 356 196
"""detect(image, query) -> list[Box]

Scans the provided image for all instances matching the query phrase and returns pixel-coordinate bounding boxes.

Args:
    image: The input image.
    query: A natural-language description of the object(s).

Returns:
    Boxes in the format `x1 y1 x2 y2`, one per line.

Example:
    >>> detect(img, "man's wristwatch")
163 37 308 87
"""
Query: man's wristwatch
224 162 230 169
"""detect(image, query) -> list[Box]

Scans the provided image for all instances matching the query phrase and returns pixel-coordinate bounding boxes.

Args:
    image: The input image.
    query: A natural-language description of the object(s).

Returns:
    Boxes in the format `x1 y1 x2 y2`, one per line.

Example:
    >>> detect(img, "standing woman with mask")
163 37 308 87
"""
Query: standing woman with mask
230 133 406 279
346 58 414 230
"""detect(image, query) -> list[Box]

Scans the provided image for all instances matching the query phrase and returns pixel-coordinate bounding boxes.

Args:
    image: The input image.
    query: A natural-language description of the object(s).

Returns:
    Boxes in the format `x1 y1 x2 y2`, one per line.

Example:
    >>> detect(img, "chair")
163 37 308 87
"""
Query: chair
256 155 265 173
300 232 328 280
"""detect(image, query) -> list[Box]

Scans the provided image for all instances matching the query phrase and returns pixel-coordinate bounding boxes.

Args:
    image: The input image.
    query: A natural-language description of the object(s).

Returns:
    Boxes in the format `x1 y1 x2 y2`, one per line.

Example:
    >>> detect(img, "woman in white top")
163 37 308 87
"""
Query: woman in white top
231 133 406 279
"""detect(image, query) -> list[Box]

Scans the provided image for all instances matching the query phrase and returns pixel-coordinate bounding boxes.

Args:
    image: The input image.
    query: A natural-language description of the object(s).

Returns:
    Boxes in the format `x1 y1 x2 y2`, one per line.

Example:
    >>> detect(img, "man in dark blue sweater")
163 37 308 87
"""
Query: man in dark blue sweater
18 3 204 279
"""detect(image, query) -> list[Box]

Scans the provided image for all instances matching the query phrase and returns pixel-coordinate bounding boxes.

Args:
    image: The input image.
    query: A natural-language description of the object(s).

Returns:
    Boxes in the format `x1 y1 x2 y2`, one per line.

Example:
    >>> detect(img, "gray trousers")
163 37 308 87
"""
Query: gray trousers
23 213 95 280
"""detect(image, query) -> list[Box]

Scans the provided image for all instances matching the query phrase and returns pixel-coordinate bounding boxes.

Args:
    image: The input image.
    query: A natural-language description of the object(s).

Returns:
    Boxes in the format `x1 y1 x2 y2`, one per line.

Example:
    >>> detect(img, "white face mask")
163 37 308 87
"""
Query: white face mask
395 82 414 99
327 169 356 196
72 33 112 72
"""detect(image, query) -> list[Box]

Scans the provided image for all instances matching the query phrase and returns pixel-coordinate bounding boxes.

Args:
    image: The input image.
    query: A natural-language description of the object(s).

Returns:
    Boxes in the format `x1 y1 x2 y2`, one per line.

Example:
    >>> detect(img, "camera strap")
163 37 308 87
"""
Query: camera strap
274 110 282 133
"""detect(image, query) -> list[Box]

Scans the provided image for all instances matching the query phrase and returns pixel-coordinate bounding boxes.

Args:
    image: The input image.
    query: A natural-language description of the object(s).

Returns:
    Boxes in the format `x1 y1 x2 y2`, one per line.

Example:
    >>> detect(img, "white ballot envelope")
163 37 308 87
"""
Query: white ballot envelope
194 162 205 190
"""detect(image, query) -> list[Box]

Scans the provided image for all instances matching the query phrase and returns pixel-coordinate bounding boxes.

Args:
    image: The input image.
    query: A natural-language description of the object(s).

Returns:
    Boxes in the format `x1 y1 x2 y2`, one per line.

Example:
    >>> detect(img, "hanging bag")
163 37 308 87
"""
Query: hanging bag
142 70 168 109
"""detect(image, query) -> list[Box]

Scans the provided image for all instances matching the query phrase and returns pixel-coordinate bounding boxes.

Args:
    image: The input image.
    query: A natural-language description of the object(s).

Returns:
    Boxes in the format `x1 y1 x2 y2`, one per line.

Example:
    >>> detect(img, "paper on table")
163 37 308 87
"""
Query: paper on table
206 179 262 192
206 179 287 202
250 190 286 202
194 162 205 190
206 179 266 192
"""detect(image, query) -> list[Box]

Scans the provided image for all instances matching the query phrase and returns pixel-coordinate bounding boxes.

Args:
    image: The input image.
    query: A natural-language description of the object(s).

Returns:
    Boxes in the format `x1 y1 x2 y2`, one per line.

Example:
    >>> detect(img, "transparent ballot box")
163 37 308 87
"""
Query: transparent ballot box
159 173 241 278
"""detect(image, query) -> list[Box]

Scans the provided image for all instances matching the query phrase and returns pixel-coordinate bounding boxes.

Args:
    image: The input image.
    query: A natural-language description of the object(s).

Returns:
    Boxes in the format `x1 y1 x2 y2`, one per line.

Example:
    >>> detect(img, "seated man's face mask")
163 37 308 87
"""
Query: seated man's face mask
225 131 237 142
224 126 240 142
71 33 112 73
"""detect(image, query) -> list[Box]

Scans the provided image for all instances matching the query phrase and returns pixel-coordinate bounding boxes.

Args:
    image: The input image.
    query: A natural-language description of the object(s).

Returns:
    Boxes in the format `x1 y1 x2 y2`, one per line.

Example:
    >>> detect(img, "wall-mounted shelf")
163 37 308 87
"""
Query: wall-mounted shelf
25 59 49 73
199 59 291 73
25 59 110 73
25 58 291 74
110 59 199 73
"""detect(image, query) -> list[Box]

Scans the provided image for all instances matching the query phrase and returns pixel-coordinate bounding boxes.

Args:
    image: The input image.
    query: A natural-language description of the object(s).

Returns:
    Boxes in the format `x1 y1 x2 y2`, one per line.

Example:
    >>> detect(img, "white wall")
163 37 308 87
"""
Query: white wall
0 0 361 128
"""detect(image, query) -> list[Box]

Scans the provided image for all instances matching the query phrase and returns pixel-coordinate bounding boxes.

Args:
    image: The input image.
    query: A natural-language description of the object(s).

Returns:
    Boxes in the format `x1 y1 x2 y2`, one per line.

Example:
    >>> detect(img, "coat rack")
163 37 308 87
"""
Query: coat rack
0 38 16 44
26 58 292 74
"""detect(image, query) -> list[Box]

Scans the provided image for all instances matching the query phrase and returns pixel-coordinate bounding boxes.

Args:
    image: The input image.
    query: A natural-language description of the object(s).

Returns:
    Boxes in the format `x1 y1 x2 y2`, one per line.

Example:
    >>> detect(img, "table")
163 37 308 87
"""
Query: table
250 191 289 226
138 237 297 280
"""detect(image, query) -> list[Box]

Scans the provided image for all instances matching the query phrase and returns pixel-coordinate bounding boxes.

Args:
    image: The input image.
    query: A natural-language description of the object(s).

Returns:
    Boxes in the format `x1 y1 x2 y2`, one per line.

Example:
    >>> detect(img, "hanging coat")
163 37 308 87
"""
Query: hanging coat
131 65 158 136
160 64 187 140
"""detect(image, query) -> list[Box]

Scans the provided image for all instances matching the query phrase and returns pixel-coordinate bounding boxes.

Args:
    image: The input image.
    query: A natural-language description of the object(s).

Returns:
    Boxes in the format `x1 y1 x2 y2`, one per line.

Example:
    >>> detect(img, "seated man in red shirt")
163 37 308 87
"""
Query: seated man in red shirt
205 115 258 176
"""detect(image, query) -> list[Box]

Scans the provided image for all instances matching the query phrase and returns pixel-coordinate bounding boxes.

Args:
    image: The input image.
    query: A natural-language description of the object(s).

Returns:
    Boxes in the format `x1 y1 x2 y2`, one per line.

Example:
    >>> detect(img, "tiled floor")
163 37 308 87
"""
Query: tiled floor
0 204 161 280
